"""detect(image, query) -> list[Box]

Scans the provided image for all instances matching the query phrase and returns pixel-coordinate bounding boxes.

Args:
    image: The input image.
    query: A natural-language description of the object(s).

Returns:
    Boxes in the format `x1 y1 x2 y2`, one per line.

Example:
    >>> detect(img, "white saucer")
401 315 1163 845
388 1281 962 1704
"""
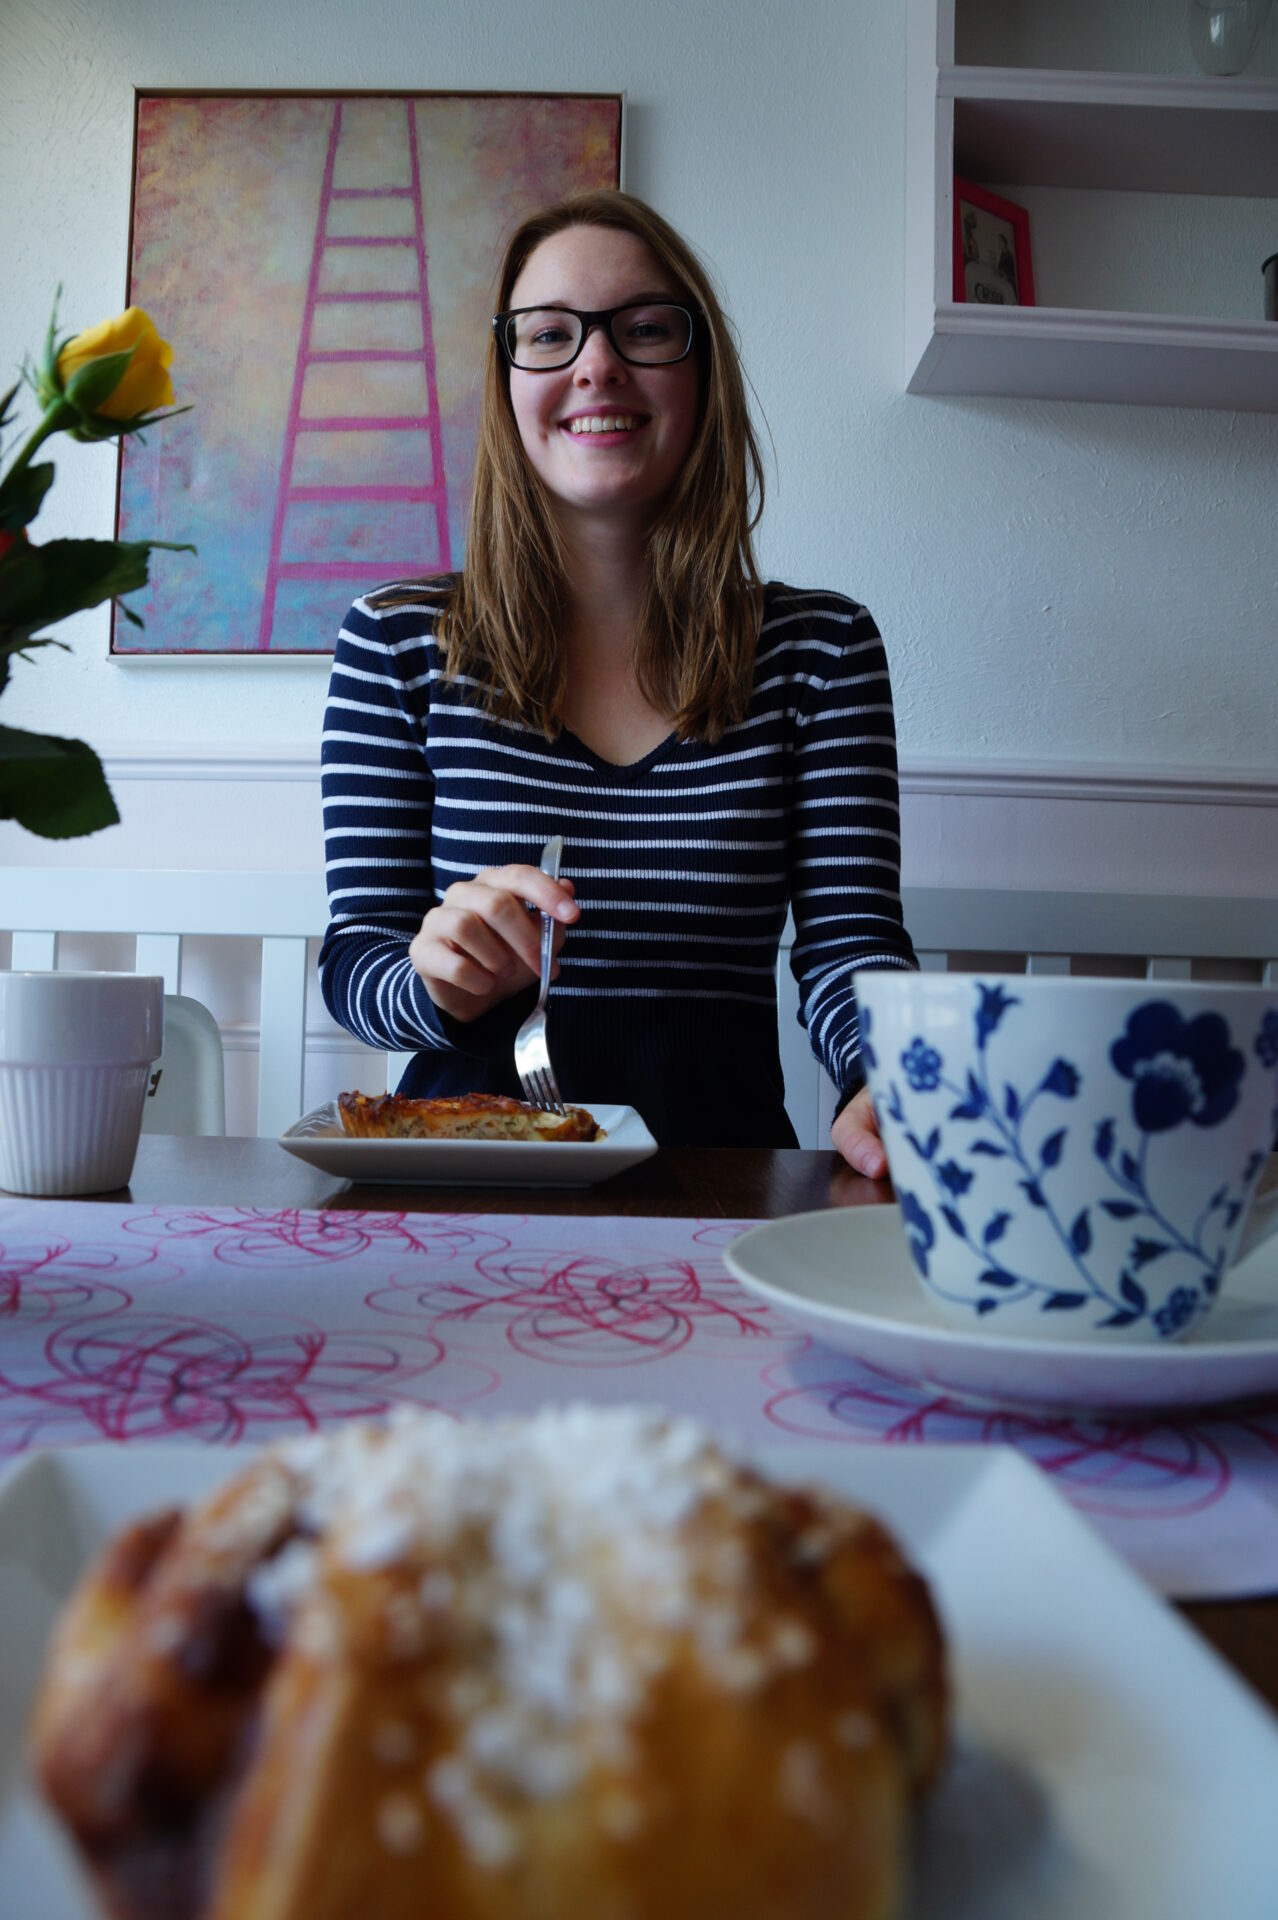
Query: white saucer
723 1205 1278 1414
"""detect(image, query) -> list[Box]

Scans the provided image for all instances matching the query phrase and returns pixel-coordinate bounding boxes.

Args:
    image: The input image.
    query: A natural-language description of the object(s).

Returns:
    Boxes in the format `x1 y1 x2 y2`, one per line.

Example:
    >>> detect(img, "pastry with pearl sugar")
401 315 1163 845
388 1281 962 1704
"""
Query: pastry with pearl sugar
31 1405 947 1920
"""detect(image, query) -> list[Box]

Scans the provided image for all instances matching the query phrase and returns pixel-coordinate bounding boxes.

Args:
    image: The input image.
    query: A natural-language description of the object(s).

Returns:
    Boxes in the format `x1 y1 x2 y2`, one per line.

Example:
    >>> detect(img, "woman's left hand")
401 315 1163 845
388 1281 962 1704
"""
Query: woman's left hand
831 1085 889 1180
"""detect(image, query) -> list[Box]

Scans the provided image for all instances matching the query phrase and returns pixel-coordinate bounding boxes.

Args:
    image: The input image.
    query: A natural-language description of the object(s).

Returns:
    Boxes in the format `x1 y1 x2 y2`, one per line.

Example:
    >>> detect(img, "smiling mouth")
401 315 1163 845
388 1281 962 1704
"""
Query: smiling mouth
562 414 645 435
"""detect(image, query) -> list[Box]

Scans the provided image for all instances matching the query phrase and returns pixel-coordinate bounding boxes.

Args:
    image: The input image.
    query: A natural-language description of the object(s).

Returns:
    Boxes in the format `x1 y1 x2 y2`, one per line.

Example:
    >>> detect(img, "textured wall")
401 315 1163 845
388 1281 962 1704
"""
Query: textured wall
1 0 1275 800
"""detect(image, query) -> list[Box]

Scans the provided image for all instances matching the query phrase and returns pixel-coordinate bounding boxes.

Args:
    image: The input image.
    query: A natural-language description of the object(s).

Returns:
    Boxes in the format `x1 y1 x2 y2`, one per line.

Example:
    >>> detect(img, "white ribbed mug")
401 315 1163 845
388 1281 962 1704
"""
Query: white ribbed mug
0 972 164 1196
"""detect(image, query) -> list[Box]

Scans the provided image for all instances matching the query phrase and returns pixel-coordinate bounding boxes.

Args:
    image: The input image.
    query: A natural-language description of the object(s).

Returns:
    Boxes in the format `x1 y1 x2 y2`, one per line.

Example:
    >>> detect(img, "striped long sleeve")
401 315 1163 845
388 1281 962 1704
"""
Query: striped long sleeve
781 588 919 1093
318 580 916 1148
319 586 455 1055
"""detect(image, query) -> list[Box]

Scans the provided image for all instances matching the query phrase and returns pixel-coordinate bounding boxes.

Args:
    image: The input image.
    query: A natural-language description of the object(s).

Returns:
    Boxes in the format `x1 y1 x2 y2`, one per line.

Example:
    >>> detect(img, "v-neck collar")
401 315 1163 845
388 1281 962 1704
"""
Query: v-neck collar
554 723 680 780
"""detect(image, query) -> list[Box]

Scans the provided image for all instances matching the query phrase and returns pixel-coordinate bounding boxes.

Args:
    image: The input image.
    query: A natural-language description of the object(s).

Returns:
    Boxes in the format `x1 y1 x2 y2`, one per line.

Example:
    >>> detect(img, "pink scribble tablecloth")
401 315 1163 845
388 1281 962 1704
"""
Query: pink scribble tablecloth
2 1199 1276 1600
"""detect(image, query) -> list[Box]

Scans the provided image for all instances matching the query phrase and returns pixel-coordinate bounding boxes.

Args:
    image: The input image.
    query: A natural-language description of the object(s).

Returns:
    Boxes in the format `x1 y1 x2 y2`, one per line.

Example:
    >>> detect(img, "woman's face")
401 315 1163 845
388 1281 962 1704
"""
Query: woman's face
505 225 700 532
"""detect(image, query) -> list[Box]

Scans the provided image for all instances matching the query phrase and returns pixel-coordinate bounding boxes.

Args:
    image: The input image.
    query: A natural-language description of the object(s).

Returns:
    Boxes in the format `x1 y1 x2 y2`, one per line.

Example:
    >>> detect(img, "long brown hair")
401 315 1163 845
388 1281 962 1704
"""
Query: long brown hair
380 190 766 743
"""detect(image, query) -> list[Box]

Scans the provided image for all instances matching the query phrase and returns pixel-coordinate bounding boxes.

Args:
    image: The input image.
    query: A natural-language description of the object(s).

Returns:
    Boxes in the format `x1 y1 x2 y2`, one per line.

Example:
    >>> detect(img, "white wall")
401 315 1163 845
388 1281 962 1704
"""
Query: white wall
2 0 1276 898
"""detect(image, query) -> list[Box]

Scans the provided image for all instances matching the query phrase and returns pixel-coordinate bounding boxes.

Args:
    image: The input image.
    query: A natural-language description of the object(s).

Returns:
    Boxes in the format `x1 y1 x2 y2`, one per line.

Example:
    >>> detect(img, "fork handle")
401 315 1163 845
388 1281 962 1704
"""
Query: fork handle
538 906 554 1008
536 834 563 1008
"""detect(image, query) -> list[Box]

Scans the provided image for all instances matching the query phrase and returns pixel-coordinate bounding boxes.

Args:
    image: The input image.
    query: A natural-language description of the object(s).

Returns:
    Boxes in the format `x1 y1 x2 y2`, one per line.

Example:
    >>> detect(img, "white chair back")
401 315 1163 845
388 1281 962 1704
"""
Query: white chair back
3 868 1276 1147
3 869 330 1139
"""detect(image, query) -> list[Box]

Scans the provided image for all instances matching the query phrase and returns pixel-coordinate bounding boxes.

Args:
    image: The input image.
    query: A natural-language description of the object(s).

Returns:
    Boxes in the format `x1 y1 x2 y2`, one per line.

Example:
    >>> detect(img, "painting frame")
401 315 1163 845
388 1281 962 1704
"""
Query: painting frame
111 88 624 660
952 176 1035 310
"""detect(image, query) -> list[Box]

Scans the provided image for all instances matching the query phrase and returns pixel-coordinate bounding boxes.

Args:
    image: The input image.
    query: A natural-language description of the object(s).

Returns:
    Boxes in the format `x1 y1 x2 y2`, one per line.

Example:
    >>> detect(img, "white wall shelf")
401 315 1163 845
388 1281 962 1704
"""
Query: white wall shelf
906 3 1278 410
910 306 1278 409
950 70 1278 195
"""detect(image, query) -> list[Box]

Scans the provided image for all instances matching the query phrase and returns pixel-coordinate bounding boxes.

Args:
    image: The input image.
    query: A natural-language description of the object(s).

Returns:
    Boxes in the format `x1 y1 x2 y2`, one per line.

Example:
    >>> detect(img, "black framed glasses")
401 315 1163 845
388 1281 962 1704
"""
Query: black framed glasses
493 302 698 371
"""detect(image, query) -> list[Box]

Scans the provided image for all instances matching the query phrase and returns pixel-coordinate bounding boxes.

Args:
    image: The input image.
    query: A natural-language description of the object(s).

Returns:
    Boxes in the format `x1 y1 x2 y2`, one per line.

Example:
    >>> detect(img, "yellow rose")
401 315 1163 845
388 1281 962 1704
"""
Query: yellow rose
56 307 175 420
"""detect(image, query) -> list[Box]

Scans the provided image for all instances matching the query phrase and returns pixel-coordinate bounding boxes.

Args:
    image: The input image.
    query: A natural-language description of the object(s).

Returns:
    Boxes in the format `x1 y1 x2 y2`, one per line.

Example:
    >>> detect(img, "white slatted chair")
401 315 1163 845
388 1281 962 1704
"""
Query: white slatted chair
3 869 336 1140
779 888 1278 1143
4 868 1278 1147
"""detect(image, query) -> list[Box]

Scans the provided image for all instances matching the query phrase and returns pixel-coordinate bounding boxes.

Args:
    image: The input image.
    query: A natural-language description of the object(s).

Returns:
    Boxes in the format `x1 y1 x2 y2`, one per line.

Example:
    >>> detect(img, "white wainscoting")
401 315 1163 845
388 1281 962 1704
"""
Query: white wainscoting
3 744 1274 893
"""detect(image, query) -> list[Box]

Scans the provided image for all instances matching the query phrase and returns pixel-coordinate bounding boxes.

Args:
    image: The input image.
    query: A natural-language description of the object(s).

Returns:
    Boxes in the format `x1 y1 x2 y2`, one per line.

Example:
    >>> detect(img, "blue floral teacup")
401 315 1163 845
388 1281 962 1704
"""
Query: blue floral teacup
852 972 1278 1344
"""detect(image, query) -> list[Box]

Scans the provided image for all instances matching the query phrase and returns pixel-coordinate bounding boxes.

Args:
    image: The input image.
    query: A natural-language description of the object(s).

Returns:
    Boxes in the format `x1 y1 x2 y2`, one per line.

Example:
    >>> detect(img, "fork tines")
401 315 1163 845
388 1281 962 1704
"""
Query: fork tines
519 1060 566 1115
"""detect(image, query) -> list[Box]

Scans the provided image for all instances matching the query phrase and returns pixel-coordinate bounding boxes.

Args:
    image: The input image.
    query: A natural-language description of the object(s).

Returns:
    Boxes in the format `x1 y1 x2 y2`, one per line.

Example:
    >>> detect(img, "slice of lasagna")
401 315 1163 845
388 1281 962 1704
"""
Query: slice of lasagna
337 1092 604 1143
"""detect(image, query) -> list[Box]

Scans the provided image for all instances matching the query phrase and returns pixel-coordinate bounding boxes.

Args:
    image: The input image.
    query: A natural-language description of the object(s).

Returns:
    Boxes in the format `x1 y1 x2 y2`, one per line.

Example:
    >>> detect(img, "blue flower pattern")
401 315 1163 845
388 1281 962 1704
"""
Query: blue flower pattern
887 986 1275 1338
1257 1010 1278 1071
976 984 1019 1047
1153 1287 1200 1339
899 1190 935 1277
901 1039 942 1092
1110 1003 1244 1133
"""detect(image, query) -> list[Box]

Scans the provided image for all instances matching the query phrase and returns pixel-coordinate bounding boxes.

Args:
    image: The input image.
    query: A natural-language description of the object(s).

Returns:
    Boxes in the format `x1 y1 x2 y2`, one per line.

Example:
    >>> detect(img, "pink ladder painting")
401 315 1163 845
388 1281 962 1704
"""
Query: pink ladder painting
257 98 453 651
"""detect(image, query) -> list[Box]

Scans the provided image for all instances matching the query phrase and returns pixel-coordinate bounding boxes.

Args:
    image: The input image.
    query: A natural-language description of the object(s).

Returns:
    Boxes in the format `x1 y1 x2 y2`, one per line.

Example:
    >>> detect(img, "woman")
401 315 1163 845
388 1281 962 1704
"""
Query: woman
318 189 916 1171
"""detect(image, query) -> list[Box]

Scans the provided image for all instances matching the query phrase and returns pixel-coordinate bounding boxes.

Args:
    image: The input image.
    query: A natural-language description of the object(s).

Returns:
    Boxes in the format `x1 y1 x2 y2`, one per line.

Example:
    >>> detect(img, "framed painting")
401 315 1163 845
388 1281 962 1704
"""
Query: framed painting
952 176 1034 309
112 90 623 656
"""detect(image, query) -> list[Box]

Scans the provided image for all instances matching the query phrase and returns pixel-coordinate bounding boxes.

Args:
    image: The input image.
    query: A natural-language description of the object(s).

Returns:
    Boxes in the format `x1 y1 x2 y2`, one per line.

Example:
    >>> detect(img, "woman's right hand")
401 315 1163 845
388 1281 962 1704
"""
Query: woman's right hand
408 865 579 1023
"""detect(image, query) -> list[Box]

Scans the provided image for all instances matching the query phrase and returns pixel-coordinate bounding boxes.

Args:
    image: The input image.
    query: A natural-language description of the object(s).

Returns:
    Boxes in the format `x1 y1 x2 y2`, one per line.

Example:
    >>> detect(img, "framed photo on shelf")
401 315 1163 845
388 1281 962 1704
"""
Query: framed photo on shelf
953 177 1035 308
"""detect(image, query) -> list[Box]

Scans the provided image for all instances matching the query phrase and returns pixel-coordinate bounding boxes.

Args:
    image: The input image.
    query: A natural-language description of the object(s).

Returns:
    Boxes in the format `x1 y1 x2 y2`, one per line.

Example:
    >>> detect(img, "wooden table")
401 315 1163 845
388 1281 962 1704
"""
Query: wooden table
61 1134 1278 1718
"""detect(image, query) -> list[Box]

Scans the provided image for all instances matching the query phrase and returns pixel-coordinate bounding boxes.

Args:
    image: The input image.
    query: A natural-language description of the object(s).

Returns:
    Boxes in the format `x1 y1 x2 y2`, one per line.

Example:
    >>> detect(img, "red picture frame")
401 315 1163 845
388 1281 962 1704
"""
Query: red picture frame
953 176 1035 308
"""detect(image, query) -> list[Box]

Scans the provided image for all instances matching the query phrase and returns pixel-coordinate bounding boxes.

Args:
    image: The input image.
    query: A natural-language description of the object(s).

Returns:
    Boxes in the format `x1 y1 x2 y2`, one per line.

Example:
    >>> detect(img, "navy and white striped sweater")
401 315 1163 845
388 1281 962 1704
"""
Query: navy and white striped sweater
318 580 917 1147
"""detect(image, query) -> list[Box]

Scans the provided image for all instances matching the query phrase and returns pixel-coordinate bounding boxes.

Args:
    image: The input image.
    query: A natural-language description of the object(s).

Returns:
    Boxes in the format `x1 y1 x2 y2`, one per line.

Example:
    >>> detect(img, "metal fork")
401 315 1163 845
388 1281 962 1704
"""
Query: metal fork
514 834 566 1114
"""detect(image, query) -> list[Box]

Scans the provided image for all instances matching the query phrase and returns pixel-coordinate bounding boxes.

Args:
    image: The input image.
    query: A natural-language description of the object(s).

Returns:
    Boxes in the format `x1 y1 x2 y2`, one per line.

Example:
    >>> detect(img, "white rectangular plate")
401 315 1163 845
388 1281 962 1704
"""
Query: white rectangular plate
277 1100 657 1186
2 1441 1276 1917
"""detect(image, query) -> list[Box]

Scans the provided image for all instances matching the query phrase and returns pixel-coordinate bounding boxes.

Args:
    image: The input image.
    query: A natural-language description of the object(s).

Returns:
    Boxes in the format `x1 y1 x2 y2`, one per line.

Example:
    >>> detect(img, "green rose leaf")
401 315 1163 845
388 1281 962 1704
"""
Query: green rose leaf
0 537 163 633
0 723 120 838
0 461 56 531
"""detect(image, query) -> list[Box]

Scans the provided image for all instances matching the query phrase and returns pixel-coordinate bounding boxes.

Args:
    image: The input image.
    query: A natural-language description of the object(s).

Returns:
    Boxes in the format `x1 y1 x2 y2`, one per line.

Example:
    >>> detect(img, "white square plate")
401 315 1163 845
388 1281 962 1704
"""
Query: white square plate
1 1441 1275 1917
277 1100 657 1186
